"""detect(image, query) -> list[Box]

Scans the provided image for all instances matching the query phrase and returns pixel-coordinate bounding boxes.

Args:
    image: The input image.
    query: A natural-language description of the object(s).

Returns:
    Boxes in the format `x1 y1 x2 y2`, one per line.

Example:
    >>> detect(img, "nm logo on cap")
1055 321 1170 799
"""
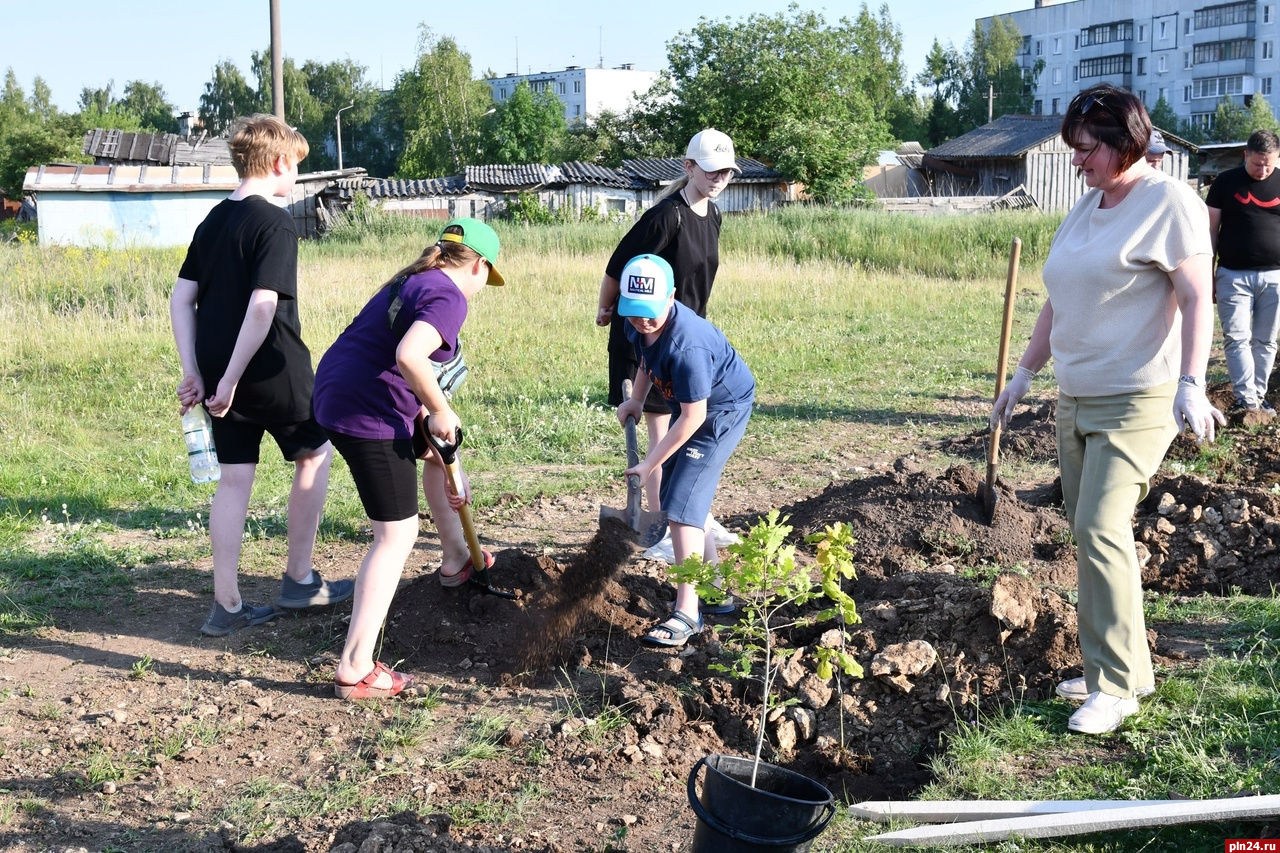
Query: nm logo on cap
626 273 656 296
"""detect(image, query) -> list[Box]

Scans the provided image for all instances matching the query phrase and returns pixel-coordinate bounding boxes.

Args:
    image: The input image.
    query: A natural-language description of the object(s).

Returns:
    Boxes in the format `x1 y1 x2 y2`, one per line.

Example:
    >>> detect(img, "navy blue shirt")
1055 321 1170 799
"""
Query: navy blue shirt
625 302 755 416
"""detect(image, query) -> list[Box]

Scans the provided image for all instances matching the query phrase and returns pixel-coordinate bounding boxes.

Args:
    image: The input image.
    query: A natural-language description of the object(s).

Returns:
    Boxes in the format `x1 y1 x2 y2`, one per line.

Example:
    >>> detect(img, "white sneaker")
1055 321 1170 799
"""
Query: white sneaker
643 515 738 564
1056 677 1154 702
706 515 739 548
1067 692 1140 734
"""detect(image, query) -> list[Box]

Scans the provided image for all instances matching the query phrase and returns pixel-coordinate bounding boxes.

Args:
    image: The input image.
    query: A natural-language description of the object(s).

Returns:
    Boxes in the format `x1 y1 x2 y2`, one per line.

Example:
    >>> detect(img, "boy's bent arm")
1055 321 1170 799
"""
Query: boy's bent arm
207 288 278 416
170 277 204 413
632 399 707 478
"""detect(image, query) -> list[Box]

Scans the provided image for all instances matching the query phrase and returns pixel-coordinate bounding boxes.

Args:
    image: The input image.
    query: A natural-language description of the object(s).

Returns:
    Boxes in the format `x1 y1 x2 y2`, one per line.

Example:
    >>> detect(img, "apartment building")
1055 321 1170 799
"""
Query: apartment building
485 65 659 124
982 0 1280 132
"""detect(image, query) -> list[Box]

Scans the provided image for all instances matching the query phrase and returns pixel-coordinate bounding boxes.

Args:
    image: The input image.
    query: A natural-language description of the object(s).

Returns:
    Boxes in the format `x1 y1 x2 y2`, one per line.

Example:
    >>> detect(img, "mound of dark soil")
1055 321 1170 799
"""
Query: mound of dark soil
937 399 1059 465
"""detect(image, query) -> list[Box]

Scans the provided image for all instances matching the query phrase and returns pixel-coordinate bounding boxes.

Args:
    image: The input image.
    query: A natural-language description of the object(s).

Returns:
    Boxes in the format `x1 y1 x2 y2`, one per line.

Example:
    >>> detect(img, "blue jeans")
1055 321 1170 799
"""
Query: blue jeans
1216 266 1280 406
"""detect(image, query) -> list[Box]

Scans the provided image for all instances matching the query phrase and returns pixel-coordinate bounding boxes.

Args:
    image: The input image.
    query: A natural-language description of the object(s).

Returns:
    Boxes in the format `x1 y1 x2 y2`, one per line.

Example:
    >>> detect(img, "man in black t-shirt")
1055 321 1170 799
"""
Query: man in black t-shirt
171 115 353 637
1207 129 1280 417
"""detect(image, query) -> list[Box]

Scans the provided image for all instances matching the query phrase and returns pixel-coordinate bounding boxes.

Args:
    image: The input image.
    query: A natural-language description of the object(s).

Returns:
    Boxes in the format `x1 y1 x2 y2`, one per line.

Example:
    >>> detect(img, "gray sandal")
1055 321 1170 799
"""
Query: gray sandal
642 610 704 647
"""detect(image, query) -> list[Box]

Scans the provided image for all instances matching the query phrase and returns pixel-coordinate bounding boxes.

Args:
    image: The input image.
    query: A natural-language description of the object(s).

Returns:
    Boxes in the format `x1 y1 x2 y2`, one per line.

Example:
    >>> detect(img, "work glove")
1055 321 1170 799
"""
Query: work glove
990 365 1036 431
1173 379 1225 443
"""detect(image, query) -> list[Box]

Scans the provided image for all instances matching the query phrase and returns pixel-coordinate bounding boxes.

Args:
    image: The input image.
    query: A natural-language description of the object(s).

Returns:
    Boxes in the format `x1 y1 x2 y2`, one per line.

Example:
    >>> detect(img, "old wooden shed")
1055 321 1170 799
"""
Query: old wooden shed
918 114 1194 213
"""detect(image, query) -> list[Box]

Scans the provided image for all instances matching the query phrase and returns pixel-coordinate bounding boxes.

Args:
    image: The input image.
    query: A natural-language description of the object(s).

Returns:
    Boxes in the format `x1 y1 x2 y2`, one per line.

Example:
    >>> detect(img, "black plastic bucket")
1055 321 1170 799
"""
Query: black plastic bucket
688 754 836 853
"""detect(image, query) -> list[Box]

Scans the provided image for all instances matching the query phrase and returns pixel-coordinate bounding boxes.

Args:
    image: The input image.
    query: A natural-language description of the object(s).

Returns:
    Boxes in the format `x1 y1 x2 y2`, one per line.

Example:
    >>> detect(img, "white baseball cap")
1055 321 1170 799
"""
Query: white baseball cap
686 128 741 174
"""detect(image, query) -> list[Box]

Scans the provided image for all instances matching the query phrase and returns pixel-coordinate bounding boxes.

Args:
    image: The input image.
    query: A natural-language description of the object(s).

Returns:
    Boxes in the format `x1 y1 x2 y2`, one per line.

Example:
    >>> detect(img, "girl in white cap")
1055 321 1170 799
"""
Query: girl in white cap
595 129 742 576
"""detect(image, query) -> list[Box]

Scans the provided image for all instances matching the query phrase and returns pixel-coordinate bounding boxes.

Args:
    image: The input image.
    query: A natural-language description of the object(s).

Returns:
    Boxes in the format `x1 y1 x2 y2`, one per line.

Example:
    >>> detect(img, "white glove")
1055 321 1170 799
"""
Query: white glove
990 365 1036 431
1173 379 1225 443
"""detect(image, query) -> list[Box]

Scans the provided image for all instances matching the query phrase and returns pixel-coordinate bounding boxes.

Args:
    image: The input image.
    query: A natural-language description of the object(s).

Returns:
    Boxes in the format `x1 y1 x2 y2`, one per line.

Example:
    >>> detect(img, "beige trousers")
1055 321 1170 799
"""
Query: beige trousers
1056 382 1177 699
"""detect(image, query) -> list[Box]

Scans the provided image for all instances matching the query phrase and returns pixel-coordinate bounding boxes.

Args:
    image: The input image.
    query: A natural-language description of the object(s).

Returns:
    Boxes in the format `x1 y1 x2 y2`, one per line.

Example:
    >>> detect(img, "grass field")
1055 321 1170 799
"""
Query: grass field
3 207 1278 851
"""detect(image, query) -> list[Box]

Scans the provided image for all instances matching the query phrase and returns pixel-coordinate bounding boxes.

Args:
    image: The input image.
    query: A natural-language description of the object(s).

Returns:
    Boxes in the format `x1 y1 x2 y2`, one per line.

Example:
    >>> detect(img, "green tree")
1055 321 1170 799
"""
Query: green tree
118 81 178 133
389 28 493 177
1210 97 1253 143
198 60 264 136
560 108 668 166
1149 95 1179 134
480 81 566 164
956 16 1042 132
645 3 899 202
0 70 88 199
916 39 966 145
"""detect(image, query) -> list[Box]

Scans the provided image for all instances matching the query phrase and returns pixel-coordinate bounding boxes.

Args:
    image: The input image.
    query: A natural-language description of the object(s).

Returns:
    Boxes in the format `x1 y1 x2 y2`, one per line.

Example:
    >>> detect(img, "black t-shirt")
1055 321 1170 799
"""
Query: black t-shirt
178 196 315 421
1206 165 1280 270
604 192 722 355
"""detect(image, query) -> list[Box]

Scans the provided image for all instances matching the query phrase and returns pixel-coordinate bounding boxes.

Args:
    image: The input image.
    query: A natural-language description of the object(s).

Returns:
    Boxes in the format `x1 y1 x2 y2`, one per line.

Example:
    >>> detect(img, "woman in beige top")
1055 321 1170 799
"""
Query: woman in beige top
991 84 1223 735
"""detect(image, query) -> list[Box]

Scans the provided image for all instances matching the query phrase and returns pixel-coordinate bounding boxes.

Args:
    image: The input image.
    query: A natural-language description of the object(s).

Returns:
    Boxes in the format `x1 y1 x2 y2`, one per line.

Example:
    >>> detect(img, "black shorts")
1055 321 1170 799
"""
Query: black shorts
325 430 420 522
607 349 670 414
210 412 330 465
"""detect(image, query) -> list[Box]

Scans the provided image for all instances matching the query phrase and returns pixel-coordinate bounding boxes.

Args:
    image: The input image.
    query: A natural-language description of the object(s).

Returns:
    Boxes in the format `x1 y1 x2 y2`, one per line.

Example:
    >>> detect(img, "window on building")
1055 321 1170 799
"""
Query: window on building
1159 20 1168 39
1195 2 1256 29
1184 85 1192 102
1053 67 1063 84
1074 66 1080 81
1139 24 1146 42
1185 52 1192 69
1079 54 1134 78
1192 75 1245 98
1194 39 1256 64
1052 97 1060 114
1185 17 1193 35
574 104 581 116
1191 112 1216 131
1034 99 1043 115
1267 42 1276 60
1264 77 1275 95
1080 21 1135 47
558 82 566 94
1158 55 1167 73
1138 56 1147 75
1159 86 1168 102
1074 35 1080 50
1036 40 1042 56
499 87 507 98
1139 89 1148 104
606 198 626 215
1054 37 1062 54
1267 6 1275 24
573 80 581 94
1022 35 1031 55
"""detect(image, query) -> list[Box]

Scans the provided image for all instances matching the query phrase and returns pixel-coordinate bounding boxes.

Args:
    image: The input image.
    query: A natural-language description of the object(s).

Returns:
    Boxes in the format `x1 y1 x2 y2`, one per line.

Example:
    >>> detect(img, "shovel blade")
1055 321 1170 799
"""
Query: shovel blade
599 505 668 548
977 477 999 524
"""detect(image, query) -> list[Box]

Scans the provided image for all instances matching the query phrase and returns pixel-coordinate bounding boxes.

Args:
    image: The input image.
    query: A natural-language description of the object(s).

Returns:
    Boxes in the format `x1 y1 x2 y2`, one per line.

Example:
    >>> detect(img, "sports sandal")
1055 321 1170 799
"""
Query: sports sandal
642 610 704 648
701 595 736 616
334 661 415 700
439 550 494 588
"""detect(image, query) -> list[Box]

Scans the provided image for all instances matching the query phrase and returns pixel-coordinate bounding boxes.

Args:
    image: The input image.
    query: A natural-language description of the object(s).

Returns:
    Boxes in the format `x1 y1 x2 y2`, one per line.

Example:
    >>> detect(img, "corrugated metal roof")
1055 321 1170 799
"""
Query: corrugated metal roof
464 163 557 188
333 176 469 200
622 157 779 183
556 160 638 188
927 115 1066 159
23 163 242 193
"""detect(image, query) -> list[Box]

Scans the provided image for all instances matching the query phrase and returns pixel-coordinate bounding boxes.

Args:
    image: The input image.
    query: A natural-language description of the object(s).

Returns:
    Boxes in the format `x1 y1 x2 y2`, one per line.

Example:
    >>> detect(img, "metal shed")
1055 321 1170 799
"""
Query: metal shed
22 163 242 248
920 115 1195 213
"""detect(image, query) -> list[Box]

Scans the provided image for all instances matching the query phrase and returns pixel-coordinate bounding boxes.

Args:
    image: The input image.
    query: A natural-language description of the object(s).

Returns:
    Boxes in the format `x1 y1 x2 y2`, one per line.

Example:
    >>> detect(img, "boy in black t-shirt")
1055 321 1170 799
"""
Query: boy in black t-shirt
170 114 353 637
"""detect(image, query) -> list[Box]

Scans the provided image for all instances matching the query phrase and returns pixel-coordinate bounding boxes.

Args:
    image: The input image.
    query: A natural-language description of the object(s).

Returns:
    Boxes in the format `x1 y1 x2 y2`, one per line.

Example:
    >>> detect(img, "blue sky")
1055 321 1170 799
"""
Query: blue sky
6 0 1027 114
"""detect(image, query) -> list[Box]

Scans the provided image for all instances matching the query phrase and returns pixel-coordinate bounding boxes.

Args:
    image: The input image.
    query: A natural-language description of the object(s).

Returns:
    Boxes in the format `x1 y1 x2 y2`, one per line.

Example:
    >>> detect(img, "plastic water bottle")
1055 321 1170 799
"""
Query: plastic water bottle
181 407 221 484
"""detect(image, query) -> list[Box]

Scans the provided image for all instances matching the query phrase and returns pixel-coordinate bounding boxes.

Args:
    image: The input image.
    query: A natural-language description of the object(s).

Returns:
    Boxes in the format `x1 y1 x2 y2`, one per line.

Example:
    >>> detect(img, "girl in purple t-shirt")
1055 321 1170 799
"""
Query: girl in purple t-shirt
314 218 505 700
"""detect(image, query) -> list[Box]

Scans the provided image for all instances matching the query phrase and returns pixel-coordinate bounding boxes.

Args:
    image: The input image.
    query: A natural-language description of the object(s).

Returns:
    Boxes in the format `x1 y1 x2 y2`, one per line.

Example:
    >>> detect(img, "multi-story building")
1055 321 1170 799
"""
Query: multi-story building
981 0 1280 133
485 65 659 124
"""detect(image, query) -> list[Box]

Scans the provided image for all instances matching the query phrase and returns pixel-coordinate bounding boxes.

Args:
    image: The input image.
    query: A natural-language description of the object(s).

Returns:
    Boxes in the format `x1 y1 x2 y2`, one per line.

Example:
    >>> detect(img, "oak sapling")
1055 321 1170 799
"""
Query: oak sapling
671 509 862 785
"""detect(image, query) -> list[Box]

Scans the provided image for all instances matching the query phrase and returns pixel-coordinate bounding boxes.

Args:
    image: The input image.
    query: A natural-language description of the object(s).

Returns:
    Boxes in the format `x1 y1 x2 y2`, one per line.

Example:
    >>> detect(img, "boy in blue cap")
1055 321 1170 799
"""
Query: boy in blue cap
613 254 755 647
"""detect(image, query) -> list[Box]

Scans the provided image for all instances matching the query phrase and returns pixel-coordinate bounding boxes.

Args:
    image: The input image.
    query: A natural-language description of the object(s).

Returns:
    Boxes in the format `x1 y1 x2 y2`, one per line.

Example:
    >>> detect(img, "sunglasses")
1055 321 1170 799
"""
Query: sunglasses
1080 93 1108 115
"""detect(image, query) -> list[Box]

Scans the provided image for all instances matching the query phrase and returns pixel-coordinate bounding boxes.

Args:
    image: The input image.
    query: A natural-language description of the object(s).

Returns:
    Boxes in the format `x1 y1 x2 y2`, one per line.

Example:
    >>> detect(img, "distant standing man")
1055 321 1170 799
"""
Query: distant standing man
1206 129 1280 416
1145 130 1171 170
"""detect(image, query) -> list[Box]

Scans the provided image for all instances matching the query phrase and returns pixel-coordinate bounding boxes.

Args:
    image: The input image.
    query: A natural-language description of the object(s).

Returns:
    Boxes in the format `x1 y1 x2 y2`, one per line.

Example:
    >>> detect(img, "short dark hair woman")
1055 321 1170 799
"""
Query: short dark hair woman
991 83 1224 734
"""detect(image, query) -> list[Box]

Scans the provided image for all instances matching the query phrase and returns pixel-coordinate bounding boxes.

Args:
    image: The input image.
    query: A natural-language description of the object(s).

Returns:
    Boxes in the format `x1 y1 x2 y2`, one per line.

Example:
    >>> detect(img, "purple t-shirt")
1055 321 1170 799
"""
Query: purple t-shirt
314 268 468 439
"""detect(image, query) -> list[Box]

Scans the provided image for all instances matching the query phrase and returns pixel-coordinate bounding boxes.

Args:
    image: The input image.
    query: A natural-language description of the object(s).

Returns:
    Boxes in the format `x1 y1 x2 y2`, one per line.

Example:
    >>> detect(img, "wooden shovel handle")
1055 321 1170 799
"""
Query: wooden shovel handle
989 238 1021 469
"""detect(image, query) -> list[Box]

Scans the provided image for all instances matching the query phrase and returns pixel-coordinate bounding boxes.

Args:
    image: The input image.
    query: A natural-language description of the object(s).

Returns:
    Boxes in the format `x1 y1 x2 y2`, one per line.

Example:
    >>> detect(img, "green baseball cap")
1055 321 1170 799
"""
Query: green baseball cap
440 217 505 286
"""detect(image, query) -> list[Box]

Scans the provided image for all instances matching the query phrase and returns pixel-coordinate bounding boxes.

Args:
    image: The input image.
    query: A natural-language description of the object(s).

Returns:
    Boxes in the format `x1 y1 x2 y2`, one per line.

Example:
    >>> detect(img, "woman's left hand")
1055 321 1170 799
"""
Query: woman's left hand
1173 382 1226 443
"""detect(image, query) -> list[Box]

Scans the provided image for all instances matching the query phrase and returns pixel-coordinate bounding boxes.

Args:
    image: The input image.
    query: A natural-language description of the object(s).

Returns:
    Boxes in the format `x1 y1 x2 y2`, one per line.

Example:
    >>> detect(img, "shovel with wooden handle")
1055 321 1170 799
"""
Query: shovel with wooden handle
599 379 668 547
977 236 1021 525
426 427 516 599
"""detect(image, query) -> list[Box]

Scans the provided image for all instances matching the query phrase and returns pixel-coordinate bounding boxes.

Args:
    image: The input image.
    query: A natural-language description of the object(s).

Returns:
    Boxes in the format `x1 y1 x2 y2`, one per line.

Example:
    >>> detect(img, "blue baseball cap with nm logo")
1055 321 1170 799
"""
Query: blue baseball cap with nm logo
616 254 675 319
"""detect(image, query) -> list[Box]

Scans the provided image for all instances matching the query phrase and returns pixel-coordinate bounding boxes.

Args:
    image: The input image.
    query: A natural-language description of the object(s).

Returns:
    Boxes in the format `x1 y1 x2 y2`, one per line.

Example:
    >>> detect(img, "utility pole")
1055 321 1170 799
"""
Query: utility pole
988 82 994 123
336 102 354 170
270 0 284 120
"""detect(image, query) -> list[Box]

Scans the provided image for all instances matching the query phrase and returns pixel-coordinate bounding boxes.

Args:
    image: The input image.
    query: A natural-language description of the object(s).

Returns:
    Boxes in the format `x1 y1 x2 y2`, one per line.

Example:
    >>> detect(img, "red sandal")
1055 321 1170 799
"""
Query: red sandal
439 550 494 588
334 661 415 700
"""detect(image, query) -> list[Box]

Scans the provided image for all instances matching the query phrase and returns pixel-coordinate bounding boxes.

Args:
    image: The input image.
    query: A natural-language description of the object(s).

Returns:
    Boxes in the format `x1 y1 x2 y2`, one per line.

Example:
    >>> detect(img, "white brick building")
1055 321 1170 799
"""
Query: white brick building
485 65 659 124
982 0 1280 132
